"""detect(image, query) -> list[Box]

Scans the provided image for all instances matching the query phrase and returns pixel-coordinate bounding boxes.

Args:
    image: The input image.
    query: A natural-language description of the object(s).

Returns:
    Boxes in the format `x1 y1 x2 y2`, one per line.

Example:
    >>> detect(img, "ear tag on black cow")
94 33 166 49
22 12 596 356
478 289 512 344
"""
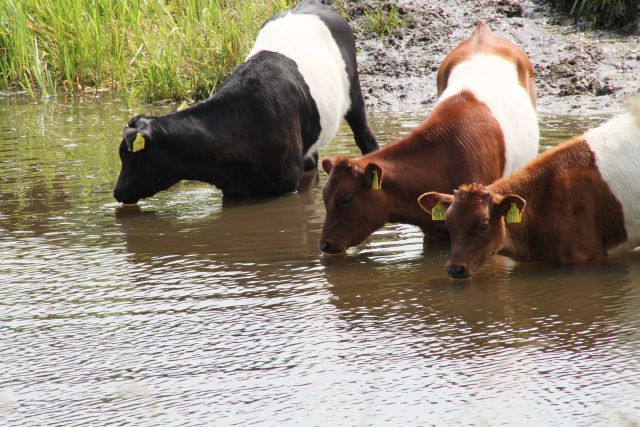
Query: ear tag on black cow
431 202 446 221
506 202 522 224
371 170 381 190
131 132 146 153
177 101 189 111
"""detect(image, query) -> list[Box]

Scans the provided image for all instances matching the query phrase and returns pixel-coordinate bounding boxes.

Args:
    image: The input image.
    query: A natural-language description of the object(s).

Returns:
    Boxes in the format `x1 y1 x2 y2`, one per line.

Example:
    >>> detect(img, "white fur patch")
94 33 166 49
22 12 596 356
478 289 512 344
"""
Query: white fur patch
586 111 640 251
247 13 351 158
437 53 539 177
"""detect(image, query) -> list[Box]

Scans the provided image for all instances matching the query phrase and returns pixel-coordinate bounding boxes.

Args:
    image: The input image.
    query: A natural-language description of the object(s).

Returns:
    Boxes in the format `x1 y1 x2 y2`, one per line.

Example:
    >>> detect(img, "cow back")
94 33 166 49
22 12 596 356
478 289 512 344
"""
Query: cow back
247 4 351 157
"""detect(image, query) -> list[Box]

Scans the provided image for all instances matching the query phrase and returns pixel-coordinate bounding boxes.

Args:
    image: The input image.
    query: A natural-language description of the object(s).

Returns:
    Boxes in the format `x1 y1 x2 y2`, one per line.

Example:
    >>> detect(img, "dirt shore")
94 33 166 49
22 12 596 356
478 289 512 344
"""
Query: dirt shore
344 0 640 115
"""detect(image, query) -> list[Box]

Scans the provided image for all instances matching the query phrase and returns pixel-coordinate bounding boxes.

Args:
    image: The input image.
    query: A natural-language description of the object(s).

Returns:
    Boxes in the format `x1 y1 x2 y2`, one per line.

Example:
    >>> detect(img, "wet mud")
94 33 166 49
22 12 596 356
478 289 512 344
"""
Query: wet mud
343 0 640 115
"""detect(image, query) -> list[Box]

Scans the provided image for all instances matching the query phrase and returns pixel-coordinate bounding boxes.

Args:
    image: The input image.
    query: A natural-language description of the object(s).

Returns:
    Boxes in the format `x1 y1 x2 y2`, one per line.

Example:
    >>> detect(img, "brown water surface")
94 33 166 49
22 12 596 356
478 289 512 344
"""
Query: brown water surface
1 96 639 425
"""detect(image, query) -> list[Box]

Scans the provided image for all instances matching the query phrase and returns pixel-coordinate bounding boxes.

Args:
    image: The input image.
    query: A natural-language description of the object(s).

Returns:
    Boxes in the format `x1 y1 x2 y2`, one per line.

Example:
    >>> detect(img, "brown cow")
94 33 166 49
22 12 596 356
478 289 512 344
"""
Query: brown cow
419 101 640 278
319 21 539 254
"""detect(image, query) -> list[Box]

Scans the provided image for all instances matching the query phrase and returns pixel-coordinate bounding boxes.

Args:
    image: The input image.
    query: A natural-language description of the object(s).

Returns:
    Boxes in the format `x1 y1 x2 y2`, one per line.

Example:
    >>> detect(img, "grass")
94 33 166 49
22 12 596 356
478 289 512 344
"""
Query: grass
551 0 639 30
0 0 293 101
363 2 403 38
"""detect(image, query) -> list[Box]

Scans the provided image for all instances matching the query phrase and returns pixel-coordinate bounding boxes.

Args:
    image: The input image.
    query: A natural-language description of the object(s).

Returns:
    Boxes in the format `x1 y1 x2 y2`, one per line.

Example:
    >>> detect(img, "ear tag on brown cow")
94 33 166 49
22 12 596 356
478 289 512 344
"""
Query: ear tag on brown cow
371 170 381 190
506 202 522 224
131 132 146 153
431 202 446 221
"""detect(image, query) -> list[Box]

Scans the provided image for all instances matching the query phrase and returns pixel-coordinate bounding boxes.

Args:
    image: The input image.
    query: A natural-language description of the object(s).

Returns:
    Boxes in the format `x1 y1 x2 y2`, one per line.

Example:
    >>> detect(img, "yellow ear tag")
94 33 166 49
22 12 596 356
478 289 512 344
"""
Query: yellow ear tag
177 101 189 111
506 202 522 224
131 132 146 153
371 170 381 190
431 202 446 221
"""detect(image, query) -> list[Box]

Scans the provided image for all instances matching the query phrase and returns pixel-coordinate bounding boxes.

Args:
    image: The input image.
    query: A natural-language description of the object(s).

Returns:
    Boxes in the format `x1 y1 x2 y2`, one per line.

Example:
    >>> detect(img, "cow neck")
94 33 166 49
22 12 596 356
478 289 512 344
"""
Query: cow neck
364 127 450 228
150 97 239 186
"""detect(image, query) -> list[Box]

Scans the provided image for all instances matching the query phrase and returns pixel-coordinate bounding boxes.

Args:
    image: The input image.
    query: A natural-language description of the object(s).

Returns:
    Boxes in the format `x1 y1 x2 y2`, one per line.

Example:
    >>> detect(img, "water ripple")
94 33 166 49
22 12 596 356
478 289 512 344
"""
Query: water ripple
1 100 639 425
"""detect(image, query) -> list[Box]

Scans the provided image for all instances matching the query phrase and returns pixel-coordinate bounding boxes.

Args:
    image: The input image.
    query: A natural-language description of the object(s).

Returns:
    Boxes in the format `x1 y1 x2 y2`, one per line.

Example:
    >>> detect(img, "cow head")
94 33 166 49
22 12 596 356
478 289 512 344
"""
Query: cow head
113 115 180 204
418 183 525 278
319 157 389 254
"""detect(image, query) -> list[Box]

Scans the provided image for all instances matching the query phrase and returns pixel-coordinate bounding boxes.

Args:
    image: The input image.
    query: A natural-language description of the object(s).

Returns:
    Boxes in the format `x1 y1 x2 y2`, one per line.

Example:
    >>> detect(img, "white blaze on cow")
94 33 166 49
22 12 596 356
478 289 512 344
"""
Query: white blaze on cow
585 106 640 251
248 13 351 159
437 26 539 177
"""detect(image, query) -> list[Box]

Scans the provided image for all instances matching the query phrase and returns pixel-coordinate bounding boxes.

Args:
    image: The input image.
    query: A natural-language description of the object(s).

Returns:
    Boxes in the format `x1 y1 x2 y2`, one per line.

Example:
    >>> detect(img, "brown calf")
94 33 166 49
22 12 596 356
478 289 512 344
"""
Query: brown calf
419 103 640 278
319 22 539 254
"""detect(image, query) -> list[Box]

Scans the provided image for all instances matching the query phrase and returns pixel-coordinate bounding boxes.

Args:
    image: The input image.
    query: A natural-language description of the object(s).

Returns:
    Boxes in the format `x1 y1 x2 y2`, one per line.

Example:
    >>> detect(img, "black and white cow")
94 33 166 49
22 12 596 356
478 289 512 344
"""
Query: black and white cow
113 0 377 204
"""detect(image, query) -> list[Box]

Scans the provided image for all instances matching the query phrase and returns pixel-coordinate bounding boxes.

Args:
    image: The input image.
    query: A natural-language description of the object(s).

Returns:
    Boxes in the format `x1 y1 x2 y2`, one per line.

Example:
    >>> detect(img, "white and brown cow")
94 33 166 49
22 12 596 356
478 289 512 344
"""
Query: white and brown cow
319 21 539 254
419 101 640 278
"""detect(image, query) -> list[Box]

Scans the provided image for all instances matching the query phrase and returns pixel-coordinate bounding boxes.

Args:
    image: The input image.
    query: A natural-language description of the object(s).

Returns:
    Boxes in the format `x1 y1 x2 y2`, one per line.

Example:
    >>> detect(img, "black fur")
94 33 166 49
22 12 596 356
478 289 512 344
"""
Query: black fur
114 52 320 202
114 0 376 203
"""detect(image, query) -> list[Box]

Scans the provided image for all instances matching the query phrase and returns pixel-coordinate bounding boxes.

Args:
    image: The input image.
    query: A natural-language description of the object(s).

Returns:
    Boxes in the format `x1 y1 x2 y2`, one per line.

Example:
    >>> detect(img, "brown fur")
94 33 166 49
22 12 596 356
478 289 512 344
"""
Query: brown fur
430 137 627 277
320 91 505 253
437 21 537 107
494 138 627 261
319 21 538 254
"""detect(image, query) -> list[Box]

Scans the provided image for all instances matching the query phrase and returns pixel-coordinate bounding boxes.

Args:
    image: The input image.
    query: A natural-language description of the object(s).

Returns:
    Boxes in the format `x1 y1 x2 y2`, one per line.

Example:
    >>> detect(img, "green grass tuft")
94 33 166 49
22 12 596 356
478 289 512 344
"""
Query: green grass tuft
363 2 402 38
0 0 293 101
551 0 639 30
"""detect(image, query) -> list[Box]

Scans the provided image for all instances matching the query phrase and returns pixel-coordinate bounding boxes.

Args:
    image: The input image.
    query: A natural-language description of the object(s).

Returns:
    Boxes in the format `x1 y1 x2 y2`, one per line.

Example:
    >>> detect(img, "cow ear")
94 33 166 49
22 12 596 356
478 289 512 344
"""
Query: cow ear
418 192 453 219
497 194 526 223
124 128 150 153
363 163 383 190
321 158 335 175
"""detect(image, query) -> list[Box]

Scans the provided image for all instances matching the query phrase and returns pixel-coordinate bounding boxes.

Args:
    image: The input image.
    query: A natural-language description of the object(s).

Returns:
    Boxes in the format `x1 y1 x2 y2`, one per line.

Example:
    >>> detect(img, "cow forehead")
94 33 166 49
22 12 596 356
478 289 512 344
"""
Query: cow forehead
326 165 359 188
454 192 489 208
325 175 354 198
450 195 490 223
124 116 151 135
333 160 359 175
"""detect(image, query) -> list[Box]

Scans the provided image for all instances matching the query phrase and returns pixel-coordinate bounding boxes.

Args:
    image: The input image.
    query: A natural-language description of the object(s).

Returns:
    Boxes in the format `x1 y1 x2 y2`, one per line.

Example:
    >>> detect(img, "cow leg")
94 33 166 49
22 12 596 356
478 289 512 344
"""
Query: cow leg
303 151 318 171
345 88 378 155
273 142 304 194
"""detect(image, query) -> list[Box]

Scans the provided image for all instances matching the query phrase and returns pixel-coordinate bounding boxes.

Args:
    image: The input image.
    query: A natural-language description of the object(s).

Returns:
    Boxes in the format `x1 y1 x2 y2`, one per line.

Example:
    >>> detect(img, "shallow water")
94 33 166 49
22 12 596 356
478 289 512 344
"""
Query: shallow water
1 96 639 426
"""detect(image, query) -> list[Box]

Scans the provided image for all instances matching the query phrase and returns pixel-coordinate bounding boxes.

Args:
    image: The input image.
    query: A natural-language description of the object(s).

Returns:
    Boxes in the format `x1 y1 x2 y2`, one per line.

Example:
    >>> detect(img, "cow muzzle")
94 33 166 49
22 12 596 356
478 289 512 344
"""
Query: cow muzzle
113 188 139 205
319 239 346 255
446 262 471 279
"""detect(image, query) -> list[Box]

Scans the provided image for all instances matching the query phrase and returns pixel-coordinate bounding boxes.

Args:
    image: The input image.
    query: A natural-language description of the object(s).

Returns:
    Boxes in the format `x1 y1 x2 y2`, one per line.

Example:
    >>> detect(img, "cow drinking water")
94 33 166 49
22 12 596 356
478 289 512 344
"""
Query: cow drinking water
418 101 640 278
113 0 377 204
319 21 539 254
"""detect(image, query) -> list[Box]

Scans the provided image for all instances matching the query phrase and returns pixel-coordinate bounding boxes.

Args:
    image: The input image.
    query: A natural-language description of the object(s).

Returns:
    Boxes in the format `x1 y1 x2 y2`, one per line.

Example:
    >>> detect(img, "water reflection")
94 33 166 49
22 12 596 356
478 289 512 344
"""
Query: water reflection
1 96 639 426
115 174 321 266
323 253 635 353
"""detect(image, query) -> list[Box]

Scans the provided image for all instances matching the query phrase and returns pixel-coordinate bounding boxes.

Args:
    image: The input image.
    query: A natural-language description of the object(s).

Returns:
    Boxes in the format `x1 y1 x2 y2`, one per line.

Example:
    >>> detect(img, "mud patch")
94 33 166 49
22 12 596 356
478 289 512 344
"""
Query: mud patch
341 0 640 115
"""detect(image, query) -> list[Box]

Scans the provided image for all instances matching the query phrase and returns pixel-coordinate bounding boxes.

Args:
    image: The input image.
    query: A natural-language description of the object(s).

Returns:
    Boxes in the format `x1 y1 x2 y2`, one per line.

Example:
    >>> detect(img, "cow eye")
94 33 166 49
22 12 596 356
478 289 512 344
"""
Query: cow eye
341 194 354 206
477 222 489 234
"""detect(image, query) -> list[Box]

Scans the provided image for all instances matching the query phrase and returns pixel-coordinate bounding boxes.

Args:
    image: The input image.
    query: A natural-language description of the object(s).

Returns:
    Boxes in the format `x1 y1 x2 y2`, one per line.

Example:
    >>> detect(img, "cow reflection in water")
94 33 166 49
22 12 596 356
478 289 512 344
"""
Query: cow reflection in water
115 172 320 267
321 255 636 354
0 175 73 236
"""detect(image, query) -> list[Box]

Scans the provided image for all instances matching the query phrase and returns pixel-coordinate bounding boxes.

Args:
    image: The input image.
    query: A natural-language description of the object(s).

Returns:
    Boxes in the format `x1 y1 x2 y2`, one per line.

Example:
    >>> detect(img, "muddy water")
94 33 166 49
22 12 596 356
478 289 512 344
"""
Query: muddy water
1 96 639 426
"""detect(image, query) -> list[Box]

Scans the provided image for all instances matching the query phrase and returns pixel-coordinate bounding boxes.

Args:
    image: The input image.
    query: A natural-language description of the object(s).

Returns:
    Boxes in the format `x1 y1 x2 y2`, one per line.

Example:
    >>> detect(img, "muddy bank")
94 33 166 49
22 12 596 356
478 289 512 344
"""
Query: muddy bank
344 0 640 115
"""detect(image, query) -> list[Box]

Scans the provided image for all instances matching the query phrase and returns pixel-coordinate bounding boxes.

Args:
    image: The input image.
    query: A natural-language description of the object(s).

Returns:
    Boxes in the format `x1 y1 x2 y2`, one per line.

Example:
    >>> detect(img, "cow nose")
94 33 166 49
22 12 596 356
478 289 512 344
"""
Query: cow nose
446 263 470 279
319 240 333 253
113 188 139 205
